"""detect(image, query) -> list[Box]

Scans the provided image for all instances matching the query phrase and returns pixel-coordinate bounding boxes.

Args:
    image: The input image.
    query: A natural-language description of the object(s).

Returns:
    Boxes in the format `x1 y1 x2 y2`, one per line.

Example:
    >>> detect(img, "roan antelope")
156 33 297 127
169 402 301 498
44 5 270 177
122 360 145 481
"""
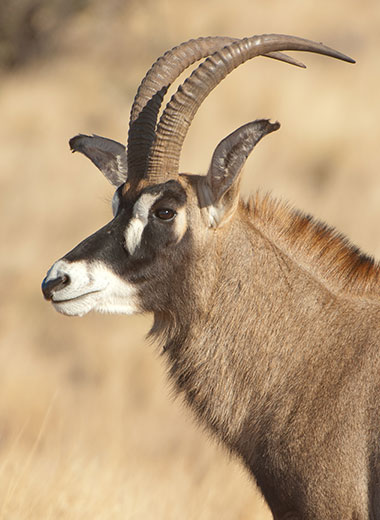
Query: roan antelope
42 34 380 519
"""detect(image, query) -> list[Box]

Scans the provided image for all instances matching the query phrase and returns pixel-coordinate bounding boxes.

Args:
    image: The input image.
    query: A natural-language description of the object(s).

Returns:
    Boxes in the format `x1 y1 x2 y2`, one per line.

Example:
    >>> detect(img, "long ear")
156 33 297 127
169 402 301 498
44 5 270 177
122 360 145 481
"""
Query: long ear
69 134 128 187
197 119 280 227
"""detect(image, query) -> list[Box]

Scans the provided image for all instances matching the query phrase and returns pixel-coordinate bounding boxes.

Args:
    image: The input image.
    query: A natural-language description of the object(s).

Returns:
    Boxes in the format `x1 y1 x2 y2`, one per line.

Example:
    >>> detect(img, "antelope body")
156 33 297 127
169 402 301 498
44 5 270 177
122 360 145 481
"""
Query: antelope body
41 35 380 519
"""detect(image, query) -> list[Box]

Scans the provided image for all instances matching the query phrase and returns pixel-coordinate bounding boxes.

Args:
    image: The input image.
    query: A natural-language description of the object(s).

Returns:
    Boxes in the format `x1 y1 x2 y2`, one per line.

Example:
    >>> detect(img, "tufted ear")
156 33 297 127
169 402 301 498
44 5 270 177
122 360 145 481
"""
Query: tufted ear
69 134 128 187
197 119 280 227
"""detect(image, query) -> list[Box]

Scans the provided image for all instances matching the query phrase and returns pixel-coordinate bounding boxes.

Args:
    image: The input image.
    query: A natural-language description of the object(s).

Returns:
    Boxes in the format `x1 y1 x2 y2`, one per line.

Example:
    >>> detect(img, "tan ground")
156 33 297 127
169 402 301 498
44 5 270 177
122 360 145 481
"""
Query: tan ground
1 1 380 518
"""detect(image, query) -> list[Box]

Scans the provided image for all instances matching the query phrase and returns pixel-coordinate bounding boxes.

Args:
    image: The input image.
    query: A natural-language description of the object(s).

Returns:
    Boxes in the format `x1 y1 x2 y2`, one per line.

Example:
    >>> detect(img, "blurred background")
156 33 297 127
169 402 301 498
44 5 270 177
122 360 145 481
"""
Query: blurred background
1 1 379 518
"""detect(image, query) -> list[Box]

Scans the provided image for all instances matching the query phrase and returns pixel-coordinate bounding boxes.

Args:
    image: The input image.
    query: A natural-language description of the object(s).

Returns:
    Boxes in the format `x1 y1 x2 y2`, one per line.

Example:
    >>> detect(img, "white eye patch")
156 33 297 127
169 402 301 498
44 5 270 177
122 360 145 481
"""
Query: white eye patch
124 192 160 255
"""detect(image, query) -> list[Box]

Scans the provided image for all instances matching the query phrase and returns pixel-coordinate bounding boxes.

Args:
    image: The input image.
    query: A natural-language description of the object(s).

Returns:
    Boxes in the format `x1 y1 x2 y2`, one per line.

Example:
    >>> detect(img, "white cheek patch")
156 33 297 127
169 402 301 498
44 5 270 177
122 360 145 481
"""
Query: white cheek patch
125 192 160 255
44 258 140 317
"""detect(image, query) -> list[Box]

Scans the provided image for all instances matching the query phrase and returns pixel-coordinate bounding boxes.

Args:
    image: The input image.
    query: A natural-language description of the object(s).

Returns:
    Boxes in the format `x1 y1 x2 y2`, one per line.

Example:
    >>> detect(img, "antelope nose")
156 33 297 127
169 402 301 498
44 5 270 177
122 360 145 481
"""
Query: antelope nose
41 274 70 300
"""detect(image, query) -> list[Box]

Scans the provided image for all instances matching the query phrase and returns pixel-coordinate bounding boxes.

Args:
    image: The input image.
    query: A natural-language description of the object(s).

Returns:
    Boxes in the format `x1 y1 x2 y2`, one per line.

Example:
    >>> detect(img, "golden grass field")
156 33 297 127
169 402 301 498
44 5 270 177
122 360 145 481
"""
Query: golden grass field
1 1 380 518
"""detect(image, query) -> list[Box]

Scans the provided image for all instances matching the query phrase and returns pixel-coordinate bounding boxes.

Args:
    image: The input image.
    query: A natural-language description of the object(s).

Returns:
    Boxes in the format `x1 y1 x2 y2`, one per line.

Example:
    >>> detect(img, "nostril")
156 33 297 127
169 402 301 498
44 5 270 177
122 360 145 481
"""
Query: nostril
61 274 70 286
41 274 70 301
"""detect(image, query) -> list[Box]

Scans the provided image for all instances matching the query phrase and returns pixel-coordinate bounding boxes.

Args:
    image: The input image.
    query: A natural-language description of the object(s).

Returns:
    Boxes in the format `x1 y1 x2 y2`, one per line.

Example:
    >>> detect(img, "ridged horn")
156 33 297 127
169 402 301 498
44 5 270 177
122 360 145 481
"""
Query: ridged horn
127 36 308 182
146 34 355 180
127 37 236 181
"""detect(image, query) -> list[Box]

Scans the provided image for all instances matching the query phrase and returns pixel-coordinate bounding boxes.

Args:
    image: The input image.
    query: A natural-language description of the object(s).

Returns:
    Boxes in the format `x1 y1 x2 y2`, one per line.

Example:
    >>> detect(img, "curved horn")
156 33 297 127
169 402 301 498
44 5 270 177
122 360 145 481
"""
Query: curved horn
146 34 355 180
129 38 233 126
127 36 307 182
127 37 237 181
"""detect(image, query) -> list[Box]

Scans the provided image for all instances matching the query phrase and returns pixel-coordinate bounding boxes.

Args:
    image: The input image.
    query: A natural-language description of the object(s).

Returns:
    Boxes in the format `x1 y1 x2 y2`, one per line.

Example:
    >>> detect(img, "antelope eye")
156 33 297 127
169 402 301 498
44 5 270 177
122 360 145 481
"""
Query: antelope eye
154 208 176 221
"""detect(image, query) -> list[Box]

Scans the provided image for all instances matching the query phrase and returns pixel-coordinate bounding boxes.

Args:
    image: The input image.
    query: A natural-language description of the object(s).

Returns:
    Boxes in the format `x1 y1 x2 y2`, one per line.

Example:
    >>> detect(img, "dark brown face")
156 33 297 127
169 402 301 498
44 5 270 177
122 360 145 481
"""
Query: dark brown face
41 179 191 317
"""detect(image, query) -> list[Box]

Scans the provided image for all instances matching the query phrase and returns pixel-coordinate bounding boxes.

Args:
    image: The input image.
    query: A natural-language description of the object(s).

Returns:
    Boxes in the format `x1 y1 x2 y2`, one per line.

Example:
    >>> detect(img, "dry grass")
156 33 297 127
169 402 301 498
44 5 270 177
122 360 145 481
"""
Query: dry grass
1 1 380 518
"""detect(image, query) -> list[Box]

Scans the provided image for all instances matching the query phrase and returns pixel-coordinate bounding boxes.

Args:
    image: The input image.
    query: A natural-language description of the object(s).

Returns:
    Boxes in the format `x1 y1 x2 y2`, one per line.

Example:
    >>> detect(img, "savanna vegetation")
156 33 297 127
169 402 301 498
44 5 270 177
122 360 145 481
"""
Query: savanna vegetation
1 1 379 518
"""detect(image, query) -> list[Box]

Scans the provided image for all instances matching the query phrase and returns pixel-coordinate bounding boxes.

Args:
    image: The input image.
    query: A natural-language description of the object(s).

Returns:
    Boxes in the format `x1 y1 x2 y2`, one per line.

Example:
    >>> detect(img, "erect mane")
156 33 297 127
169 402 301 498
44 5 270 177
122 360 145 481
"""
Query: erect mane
245 193 380 299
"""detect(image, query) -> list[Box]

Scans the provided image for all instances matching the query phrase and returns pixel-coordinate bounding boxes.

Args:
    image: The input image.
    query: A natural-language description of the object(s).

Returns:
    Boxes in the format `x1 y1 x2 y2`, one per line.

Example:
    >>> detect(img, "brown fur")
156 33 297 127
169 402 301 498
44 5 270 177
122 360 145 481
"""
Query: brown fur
148 183 380 520
42 35 379 520
249 193 380 299
45 120 380 520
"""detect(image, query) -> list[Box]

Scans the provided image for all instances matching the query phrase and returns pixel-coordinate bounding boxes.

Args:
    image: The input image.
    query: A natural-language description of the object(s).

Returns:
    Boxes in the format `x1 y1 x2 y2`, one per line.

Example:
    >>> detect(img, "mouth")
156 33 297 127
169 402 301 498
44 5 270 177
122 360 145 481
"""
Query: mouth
43 259 139 317
51 289 105 317
52 290 101 305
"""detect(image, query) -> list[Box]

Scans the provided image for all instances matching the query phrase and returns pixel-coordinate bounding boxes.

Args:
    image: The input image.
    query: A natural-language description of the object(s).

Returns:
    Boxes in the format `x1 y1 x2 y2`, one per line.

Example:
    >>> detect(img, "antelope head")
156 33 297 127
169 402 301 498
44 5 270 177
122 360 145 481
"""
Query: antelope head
41 34 354 318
